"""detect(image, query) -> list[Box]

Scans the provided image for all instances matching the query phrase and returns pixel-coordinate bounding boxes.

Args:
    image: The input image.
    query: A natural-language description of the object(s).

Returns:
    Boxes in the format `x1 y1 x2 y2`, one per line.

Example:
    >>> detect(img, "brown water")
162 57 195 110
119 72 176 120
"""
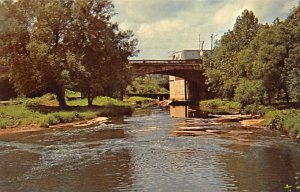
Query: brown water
1 106 300 192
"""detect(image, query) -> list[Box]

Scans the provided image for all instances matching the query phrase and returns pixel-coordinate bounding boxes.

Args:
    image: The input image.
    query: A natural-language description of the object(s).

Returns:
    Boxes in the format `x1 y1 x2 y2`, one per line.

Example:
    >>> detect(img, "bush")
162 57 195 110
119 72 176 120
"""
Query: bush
200 99 241 110
125 96 155 104
67 96 129 107
235 79 266 106
243 104 275 115
0 95 133 129
264 109 300 138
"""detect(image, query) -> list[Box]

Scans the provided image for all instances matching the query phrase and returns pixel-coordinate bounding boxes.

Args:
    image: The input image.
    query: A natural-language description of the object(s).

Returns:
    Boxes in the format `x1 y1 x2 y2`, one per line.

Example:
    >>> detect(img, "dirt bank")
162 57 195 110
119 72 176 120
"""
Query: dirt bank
172 114 265 137
0 117 109 136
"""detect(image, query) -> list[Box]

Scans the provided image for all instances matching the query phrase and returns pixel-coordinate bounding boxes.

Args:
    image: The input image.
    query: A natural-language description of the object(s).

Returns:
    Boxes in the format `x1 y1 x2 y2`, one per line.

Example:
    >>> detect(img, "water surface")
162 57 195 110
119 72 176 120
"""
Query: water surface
0 106 300 192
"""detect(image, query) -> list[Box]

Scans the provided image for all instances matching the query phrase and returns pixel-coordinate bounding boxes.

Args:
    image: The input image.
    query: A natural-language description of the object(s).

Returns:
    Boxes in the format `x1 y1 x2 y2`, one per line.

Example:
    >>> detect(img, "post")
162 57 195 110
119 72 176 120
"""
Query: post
184 80 187 100
211 33 213 50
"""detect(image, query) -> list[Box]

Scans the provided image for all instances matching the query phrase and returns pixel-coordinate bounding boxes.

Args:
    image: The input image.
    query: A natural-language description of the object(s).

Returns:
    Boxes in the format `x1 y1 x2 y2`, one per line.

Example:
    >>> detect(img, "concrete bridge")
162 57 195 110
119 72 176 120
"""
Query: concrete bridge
129 60 210 100
0 60 210 100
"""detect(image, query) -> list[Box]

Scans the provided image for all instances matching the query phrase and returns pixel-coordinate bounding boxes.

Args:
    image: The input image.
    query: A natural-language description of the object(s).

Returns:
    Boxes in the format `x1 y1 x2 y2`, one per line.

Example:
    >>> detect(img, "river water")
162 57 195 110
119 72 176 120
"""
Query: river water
0 106 300 192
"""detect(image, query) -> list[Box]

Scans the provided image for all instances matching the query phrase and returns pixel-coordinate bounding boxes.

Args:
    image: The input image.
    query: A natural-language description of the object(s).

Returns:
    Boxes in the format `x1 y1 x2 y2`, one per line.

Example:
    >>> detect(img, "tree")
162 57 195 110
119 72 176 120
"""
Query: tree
283 6 300 102
235 6 299 104
126 75 169 94
204 7 300 105
65 0 138 106
0 0 138 106
204 9 260 98
234 79 266 106
0 0 74 106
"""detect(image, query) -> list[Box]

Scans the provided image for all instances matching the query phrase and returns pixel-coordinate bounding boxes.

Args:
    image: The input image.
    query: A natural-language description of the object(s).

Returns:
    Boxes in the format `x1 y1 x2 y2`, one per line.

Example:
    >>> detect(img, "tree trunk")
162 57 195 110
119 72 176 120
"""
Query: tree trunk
284 88 290 103
55 87 67 108
88 97 93 106
268 95 272 105
118 89 124 101
87 89 93 106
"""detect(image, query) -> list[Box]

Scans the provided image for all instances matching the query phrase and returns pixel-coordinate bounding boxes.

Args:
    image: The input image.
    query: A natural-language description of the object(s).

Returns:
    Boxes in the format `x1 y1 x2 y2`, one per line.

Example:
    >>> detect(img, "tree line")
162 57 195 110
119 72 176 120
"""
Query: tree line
0 0 138 107
203 6 300 106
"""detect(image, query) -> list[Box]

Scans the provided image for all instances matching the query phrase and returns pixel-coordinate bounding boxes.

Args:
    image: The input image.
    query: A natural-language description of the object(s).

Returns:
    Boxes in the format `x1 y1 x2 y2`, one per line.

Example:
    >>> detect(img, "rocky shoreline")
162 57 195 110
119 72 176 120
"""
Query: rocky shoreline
0 117 109 136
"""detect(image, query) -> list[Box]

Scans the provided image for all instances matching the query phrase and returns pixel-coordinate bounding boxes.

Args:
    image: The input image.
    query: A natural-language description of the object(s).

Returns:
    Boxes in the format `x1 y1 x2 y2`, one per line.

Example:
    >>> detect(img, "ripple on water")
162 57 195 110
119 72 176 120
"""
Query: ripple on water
1 107 300 192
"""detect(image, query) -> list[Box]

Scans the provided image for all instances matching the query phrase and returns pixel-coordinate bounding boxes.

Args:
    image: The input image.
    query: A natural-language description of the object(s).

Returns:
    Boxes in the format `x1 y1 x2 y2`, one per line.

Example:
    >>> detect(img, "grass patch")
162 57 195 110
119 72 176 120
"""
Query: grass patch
0 95 133 129
199 99 241 114
67 96 130 107
242 104 276 116
124 96 156 106
200 99 241 110
199 99 300 140
264 109 300 139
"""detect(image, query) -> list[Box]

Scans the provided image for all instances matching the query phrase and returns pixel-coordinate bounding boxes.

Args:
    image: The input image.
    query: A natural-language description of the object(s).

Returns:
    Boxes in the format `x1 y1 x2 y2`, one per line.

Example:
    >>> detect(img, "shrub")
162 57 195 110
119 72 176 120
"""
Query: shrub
264 109 300 138
243 104 275 115
235 79 266 106
200 99 241 110
125 96 155 104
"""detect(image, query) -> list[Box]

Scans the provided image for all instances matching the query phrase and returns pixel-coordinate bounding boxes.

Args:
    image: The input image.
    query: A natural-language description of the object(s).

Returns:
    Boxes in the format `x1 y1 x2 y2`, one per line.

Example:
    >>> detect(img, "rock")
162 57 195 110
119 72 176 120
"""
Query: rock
176 126 207 131
205 129 225 134
172 130 214 136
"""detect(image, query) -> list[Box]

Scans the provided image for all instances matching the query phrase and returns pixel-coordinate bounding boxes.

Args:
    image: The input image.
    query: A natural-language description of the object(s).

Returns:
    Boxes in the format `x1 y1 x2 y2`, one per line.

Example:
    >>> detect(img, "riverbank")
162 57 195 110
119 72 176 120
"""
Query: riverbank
199 99 300 141
0 95 155 130
0 116 109 136
172 113 265 137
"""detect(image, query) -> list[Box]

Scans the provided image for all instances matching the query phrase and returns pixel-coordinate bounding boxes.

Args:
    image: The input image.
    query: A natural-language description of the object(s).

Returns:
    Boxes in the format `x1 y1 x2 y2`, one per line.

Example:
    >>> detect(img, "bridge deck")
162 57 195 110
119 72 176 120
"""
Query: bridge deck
129 60 201 65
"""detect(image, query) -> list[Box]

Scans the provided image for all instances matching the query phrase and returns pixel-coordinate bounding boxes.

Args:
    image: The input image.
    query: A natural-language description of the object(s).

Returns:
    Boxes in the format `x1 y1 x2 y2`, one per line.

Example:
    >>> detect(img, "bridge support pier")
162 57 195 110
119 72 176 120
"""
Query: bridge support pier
186 80 210 101
187 81 209 101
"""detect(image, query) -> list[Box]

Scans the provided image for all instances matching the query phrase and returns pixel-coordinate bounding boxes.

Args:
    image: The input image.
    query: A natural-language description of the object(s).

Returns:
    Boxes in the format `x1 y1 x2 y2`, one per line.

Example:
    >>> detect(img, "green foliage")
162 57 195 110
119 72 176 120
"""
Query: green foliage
243 104 275 116
0 103 42 128
204 9 260 98
200 99 241 110
234 79 266 106
0 0 138 107
126 75 169 94
124 96 156 107
65 90 81 98
125 96 155 104
203 6 300 104
0 95 131 129
93 97 130 107
265 109 300 138
65 0 138 105
67 96 130 107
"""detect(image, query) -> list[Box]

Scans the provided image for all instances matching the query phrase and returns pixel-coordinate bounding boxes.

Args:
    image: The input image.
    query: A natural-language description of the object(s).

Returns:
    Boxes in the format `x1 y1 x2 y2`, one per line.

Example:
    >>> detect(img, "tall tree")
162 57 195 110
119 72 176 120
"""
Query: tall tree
235 5 299 104
204 9 260 98
65 0 138 105
0 0 138 106
283 5 300 102
0 0 74 106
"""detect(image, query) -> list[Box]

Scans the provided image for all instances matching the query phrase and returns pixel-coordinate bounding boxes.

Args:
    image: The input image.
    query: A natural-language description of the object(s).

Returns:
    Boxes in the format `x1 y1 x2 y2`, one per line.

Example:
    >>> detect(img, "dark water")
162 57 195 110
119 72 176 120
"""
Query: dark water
1 106 300 192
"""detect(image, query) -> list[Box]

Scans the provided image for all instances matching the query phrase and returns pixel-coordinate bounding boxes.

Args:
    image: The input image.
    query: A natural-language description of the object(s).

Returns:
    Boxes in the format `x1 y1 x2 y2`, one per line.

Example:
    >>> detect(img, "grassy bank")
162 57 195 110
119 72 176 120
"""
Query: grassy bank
264 109 300 140
199 99 300 141
199 99 242 114
124 96 156 106
0 95 134 129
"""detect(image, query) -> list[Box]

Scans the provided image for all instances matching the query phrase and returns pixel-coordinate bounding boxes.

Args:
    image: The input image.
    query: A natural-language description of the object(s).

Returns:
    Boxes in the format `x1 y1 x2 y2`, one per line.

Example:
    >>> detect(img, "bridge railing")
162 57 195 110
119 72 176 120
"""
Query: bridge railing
129 60 201 64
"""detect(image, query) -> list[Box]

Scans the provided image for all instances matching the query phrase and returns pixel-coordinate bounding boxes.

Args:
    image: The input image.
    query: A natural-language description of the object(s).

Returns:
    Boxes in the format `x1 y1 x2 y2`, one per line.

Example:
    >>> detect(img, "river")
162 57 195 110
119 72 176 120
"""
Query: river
0 106 300 192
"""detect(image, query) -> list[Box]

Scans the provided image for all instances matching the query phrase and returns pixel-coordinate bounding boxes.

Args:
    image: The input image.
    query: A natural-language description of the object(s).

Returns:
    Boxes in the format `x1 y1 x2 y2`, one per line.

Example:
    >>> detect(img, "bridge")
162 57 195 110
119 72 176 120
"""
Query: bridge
0 60 210 100
129 60 201 79
129 60 210 100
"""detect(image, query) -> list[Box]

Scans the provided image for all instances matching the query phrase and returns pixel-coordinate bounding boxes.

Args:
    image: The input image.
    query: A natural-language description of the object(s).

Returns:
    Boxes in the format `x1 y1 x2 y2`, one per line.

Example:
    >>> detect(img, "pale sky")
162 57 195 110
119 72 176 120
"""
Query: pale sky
112 0 299 59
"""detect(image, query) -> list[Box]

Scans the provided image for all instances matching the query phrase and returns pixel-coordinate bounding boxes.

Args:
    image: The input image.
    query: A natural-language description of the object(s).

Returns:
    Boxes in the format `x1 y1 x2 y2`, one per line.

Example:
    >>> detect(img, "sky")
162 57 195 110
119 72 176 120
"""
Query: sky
112 0 299 59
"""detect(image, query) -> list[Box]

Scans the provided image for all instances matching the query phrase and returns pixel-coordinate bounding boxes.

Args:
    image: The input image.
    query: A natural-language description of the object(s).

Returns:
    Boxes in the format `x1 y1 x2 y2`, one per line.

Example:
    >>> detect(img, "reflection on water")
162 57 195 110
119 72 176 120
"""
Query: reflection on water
220 143 300 191
170 105 209 118
0 106 300 192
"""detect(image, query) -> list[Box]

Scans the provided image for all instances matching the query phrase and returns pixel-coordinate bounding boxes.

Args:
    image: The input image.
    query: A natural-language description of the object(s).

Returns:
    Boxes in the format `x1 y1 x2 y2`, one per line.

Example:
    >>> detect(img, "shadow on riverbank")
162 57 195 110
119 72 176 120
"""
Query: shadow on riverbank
28 104 133 116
